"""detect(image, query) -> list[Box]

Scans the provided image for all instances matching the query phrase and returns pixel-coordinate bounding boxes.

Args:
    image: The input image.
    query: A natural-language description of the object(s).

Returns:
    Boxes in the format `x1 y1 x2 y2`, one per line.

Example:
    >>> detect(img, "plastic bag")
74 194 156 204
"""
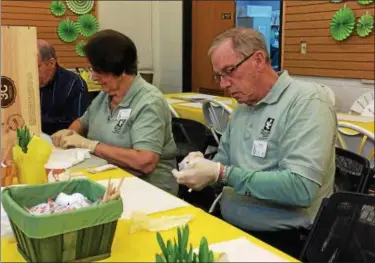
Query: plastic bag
13 136 52 185
129 211 194 234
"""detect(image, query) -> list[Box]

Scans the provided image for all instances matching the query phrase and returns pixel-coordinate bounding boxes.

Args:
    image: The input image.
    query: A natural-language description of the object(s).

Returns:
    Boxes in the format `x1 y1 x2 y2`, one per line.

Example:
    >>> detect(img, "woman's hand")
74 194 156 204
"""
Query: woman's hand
51 129 74 147
60 132 99 152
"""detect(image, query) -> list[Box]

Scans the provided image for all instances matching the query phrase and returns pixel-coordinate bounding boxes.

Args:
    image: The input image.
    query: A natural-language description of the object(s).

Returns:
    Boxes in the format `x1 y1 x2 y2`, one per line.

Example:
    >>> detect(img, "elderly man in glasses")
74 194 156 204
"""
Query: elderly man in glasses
172 28 336 258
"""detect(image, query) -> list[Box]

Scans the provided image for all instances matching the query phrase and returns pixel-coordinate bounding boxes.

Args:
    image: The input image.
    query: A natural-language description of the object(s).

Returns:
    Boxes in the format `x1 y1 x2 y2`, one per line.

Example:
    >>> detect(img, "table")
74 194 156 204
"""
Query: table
164 93 237 125
165 93 374 135
1 167 297 262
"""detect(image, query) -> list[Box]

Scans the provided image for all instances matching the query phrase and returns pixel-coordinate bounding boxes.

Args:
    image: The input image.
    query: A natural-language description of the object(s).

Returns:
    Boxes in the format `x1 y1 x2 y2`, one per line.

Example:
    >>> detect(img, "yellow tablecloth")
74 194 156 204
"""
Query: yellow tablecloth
164 93 237 125
1 168 297 262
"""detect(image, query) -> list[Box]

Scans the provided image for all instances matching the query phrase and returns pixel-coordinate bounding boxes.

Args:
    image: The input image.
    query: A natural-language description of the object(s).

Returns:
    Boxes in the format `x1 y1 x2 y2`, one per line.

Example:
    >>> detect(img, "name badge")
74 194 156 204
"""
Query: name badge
117 109 132 120
251 140 268 158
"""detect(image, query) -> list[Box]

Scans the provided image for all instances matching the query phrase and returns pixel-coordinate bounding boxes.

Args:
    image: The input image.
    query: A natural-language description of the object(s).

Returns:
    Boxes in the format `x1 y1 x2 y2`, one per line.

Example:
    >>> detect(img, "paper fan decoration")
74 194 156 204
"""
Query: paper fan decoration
76 41 86 57
330 5 356 41
357 13 374 37
357 0 374 5
50 1 66 16
57 19 79 43
66 0 94 15
77 14 99 37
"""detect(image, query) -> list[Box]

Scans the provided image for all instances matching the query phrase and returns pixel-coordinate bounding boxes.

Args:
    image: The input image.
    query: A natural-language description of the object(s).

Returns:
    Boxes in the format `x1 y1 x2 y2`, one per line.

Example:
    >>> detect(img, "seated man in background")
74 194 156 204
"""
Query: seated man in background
51 30 178 195
173 28 337 258
38 39 88 135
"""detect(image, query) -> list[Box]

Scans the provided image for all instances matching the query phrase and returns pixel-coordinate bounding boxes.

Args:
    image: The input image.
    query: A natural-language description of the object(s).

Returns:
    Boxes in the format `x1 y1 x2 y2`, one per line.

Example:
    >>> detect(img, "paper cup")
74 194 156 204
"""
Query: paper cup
45 161 71 182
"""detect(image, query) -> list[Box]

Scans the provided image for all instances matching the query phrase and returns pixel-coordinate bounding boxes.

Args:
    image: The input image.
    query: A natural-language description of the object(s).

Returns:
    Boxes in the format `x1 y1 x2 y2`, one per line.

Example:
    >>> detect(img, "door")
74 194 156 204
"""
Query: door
191 1 235 96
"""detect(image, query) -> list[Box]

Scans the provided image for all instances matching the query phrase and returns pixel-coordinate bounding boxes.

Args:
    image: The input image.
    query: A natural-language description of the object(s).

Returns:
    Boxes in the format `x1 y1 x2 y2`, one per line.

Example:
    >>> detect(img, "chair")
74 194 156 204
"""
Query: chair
202 99 233 145
335 147 372 194
171 117 219 210
350 90 374 115
300 192 375 262
171 117 209 164
337 121 374 166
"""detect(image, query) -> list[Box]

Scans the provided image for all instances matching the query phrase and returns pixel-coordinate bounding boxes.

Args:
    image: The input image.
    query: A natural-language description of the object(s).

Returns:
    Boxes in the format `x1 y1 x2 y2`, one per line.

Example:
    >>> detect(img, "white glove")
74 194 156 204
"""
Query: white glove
172 157 221 190
51 129 74 147
178 151 204 170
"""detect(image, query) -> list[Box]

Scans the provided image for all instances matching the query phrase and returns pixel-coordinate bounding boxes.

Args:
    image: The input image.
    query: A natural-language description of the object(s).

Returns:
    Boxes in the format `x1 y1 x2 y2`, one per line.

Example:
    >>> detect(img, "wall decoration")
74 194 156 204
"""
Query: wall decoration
76 14 99 37
57 19 79 43
66 0 94 15
357 0 374 5
50 1 66 17
76 41 86 57
357 12 374 37
330 5 356 41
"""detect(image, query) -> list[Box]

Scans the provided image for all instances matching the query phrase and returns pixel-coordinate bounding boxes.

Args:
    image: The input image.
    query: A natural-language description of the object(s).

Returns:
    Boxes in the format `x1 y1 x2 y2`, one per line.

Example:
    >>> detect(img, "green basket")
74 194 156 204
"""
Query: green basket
1 179 123 262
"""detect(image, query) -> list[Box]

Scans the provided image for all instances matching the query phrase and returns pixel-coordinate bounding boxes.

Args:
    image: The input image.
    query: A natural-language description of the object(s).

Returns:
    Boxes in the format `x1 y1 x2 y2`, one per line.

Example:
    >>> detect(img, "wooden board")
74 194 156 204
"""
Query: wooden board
1 0 97 69
1 26 41 160
282 0 375 80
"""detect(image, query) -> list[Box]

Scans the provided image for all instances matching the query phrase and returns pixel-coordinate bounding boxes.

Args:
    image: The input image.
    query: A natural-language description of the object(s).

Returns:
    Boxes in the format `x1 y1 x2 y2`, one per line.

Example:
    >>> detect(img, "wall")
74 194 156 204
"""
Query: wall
1 0 97 68
283 0 375 80
98 1 183 93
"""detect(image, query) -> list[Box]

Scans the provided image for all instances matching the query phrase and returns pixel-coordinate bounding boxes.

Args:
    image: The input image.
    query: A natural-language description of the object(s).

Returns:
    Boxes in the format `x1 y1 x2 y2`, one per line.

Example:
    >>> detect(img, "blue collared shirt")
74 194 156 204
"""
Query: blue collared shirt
40 65 89 135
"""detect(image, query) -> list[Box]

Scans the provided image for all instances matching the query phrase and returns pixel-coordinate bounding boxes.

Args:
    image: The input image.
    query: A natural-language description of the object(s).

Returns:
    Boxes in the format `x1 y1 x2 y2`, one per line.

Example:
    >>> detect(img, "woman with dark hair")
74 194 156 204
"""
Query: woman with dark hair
51 29 178 195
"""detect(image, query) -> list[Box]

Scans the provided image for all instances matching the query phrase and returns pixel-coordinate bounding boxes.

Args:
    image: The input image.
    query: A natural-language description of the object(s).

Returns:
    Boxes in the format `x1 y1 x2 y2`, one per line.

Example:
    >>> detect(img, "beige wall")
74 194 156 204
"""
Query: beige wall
97 1 182 93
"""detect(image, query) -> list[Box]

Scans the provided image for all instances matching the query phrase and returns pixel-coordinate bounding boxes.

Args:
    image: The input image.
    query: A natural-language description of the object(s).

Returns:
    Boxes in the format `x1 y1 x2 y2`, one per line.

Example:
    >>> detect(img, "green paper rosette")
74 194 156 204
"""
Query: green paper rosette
77 14 99 37
57 19 79 43
66 0 94 15
330 5 356 41
50 1 66 17
76 41 86 57
357 0 374 5
357 13 374 37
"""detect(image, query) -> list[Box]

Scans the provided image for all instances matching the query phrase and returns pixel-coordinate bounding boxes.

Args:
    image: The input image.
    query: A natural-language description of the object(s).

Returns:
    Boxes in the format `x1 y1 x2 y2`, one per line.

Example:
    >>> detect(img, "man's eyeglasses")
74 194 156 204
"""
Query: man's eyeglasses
213 52 255 83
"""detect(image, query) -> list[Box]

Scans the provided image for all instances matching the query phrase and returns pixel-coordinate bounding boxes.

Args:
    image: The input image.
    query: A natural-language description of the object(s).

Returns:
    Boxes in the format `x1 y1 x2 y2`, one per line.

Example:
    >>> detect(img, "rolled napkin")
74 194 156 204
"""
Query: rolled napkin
129 211 194 234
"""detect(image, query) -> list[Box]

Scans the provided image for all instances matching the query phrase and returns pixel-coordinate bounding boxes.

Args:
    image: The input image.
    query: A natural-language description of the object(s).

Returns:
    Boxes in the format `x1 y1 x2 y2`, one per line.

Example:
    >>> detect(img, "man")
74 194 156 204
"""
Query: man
38 39 88 135
172 28 337 257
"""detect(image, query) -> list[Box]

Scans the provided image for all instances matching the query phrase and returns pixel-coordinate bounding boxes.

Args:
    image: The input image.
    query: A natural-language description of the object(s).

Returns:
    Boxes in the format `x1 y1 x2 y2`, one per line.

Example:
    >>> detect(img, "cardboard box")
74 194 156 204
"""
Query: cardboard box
1 26 41 160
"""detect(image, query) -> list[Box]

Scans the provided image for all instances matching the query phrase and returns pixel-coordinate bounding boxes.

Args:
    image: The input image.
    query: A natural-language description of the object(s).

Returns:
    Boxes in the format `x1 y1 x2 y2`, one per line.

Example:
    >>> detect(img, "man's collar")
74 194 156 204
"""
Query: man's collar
256 70 292 105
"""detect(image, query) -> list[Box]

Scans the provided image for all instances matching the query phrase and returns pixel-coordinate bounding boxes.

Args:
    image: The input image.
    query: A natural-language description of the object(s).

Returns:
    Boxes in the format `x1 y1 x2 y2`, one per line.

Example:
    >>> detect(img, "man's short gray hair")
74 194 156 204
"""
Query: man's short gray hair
39 45 57 62
208 27 270 63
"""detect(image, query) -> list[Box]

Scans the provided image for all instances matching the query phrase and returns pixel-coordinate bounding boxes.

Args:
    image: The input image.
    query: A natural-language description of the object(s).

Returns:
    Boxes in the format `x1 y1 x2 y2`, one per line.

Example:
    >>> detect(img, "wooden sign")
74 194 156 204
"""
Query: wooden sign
1 26 41 160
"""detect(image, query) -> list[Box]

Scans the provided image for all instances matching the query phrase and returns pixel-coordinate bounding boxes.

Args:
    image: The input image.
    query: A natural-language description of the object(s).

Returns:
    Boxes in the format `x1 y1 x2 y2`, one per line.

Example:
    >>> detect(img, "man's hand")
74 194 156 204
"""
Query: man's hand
172 157 221 190
51 129 74 147
60 132 99 152
178 151 204 170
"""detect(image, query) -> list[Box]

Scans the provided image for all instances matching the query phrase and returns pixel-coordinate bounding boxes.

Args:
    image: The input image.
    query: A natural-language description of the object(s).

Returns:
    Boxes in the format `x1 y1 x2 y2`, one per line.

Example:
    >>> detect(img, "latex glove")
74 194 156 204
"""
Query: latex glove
60 132 99 152
178 151 204 170
172 157 221 190
51 129 74 147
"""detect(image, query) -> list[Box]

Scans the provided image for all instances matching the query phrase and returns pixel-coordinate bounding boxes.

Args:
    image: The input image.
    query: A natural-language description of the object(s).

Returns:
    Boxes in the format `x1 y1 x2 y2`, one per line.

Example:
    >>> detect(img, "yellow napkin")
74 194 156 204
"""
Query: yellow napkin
129 211 194 234
13 136 52 185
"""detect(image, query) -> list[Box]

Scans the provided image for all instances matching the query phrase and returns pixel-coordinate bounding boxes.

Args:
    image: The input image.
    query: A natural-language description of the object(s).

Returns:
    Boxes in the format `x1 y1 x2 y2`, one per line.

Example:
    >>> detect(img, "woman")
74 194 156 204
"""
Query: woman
51 30 178 195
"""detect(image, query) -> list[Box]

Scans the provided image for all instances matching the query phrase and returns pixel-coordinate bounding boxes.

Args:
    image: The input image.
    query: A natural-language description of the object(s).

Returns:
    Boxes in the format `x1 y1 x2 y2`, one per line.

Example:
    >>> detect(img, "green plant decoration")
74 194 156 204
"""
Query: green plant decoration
76 14 99 37
17 126 31 154
76 41 86 57
357 12 374 37
330 0 345 3
50 1 66 17
330 5 356 41
66 0 94 15
57 19 79 43
357 0 374 5
155 225 215 263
